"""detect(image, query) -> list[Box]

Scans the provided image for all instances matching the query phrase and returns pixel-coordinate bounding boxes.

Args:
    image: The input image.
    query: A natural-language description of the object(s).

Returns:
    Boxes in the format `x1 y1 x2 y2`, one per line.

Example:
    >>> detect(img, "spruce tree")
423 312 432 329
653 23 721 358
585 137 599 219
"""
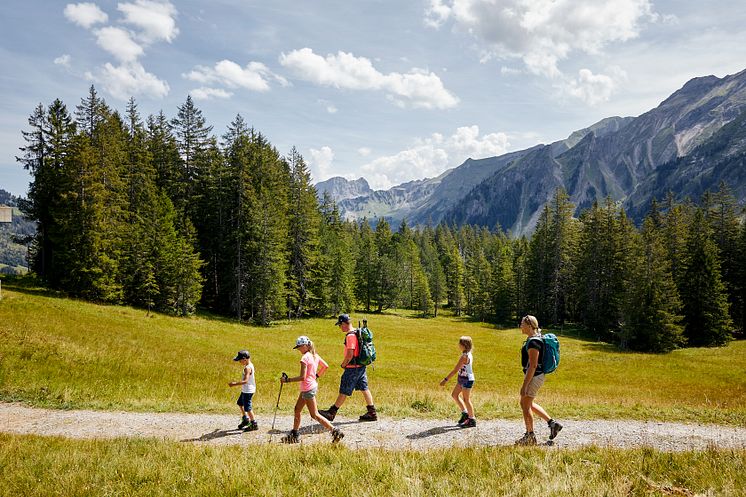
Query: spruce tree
354 218 379 313
621 217 685 352
286 147 322 317
680 209 733 346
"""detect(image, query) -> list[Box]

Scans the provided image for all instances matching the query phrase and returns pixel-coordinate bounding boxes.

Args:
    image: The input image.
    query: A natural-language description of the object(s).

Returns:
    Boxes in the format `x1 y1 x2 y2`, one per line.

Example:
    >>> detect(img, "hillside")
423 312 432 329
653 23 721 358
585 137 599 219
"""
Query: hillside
0 188 32 273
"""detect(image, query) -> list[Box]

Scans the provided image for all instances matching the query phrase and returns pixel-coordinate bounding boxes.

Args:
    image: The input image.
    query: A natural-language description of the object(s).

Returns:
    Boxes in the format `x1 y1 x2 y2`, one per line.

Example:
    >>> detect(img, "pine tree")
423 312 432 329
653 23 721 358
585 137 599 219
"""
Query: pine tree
491 235 515 323
318 194 355 315
354 218 379 313
680 209 733 346
706 183 741 332
574 199 634 339
170 96 213 217
286 147 322 317
621 217 685 352
421 227 446 317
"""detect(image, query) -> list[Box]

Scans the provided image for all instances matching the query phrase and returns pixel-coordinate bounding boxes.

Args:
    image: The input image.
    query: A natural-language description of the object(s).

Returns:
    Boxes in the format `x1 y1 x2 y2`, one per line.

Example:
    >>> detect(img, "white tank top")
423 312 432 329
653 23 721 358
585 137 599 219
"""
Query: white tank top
458 352 475 381
242 363 256 393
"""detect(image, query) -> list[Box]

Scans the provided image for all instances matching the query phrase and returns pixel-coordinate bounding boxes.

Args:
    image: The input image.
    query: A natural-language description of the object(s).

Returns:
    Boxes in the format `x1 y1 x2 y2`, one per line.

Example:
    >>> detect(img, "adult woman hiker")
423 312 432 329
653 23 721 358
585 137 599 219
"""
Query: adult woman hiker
515 315 563 446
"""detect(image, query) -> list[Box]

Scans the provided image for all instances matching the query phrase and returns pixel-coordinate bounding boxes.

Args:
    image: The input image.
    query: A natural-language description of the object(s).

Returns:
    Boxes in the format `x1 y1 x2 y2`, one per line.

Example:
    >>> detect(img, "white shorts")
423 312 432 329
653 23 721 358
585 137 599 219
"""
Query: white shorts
525 374 545 398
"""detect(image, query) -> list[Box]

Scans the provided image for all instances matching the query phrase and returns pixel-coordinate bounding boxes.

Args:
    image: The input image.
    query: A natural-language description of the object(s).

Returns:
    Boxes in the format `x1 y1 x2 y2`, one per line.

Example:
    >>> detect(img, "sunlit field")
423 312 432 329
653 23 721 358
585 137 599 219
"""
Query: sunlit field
1 278 744 425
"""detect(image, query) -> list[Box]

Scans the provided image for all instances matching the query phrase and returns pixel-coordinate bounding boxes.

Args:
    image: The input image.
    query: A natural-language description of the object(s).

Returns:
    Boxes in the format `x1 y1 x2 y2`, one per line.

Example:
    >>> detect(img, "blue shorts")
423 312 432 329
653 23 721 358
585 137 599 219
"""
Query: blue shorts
237 392 254 411
457 377 474 389
340 366 368 396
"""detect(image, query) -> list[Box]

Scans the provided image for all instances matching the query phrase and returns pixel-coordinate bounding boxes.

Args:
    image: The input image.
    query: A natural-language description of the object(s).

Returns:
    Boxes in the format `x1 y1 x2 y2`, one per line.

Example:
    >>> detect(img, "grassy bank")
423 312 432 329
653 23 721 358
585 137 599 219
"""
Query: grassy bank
1 434 744 496
1 280 744 424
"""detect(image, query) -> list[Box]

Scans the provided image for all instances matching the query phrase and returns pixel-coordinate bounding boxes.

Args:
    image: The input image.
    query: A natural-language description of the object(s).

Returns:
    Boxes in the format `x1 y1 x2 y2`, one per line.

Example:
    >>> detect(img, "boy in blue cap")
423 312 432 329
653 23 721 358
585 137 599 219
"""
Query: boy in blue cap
229 350 258 431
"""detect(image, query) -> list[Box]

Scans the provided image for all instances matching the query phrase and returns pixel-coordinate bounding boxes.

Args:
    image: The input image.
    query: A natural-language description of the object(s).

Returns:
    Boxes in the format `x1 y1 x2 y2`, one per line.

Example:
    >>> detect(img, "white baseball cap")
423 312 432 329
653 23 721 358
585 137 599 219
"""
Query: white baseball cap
293 336 311 349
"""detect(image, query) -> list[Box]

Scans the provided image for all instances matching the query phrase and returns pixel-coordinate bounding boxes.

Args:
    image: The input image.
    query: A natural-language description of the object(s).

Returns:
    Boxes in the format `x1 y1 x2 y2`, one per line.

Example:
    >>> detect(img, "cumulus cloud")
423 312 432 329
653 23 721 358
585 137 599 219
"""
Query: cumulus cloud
190 87 233 100
87 62 169 100
357 147 372 157
54 54 72 68
426 0 656 103
184 60 287 92
279 48 459 109
63 2 178 100
118 0 179 43
94 26 143 63
308 146 335 182
361 125 510 189
561 68 624 106
64 2 108 28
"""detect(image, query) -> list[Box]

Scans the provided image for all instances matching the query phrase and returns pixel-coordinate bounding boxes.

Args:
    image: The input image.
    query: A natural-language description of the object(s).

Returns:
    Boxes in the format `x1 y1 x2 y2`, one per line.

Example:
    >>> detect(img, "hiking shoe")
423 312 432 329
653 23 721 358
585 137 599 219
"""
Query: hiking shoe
318 408 336 422
548 420 563 440
460 417 477 428
457 412 469 425
281 430 300 444
237 417 249 430
331 429 345 444
359 410 378 422
514 432 537 446
244 420 258 432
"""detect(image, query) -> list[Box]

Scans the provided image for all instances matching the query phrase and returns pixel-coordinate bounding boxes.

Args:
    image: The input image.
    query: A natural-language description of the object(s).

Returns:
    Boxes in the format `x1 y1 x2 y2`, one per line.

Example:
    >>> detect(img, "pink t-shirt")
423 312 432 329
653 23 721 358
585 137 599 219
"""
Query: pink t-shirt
300 352 328 392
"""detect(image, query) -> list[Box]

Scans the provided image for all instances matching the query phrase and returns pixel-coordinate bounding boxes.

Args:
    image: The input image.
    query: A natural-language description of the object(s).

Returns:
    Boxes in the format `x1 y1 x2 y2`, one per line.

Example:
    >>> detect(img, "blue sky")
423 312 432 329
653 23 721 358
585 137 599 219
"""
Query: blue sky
1 0 746 196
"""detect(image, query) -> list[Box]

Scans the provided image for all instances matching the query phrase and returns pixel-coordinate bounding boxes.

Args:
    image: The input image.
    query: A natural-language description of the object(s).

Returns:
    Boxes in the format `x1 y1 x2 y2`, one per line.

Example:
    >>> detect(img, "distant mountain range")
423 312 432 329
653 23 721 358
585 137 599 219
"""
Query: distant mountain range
317 68 746 234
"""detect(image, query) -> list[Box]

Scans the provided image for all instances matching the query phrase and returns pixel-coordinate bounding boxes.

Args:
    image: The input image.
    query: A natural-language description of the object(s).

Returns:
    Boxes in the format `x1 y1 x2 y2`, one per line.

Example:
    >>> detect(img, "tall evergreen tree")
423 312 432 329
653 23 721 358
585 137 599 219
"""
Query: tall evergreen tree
354 218 379 313
286 147 322 317
680 209 733 346
621 217 685 352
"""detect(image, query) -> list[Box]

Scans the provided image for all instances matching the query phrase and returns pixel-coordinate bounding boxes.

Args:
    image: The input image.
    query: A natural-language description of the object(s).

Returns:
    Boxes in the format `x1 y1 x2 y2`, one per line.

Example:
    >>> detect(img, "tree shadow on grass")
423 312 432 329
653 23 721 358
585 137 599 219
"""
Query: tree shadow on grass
406 425 462 440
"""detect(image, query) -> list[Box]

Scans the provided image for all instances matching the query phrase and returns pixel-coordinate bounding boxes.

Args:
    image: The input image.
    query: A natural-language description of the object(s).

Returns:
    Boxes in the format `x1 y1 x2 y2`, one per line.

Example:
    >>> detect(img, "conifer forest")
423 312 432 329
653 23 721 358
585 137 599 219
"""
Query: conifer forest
18 87 746 352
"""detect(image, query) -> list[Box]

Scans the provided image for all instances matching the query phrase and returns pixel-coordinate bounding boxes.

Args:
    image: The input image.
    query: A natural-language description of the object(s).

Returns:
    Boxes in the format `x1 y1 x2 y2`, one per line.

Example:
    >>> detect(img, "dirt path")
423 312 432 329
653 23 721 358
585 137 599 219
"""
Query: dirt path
1 403 744 451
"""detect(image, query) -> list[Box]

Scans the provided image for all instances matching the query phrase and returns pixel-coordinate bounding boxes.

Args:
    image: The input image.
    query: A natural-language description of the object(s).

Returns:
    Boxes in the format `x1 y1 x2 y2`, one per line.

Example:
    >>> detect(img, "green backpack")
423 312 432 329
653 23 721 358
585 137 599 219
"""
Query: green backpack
354 320 377 366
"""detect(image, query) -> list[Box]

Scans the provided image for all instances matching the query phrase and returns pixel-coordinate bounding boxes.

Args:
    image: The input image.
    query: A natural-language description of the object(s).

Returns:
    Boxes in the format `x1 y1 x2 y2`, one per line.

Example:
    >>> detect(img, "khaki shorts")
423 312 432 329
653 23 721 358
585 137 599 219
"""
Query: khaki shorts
524 374 545 398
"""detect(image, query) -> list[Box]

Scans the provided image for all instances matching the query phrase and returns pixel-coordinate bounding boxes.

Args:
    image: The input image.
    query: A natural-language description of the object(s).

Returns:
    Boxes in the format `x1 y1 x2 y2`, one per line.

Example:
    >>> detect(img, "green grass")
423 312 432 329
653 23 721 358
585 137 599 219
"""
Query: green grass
1 434 744 496
1 279 745 425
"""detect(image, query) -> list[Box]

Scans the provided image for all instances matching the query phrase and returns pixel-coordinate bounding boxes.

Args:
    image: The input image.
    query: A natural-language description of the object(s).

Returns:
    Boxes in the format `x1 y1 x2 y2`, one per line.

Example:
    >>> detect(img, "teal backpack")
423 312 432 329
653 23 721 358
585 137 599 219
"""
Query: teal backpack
540 333 560 374
354 320 377 366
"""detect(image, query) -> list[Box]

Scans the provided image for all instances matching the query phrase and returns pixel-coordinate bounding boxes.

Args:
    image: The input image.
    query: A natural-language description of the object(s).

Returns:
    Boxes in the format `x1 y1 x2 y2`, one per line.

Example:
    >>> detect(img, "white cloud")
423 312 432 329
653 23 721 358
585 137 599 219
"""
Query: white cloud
361 125 510 189
426 0 655 103
54 54 72 68
561 68 623 106
184 60 287 92
357 147 372 157
326 105 338 114
94 26 143 63
88 62 169 100
190 87 233 100
308 146 335 182
279 48 459 109
64 2 108 28
118 0 179 43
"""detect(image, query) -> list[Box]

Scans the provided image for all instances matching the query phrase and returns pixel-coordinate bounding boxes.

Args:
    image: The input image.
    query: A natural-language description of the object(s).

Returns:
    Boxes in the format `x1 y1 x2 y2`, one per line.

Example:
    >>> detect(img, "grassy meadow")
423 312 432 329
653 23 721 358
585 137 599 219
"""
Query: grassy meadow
1 434 745 496
1 277 745 425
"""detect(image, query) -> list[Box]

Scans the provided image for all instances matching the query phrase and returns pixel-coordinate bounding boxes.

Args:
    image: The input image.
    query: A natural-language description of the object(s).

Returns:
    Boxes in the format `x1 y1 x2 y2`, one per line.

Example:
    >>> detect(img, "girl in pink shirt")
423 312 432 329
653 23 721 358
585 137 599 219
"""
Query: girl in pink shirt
280 336 344 444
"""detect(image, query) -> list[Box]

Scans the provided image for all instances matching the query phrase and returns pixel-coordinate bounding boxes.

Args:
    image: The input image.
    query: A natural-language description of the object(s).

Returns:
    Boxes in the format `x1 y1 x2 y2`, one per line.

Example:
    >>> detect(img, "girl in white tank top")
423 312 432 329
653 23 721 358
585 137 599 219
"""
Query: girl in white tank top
439 336 477 428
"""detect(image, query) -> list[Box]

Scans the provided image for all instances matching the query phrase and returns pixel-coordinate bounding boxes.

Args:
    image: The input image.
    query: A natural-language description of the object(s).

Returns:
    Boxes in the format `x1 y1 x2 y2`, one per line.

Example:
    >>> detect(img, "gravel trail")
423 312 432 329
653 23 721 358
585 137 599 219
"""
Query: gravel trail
2 403 744 451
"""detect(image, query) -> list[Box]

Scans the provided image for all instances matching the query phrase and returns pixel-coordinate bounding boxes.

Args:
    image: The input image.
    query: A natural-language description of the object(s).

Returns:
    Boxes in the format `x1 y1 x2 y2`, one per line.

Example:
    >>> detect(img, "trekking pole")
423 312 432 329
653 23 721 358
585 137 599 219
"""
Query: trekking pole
269 372 288 443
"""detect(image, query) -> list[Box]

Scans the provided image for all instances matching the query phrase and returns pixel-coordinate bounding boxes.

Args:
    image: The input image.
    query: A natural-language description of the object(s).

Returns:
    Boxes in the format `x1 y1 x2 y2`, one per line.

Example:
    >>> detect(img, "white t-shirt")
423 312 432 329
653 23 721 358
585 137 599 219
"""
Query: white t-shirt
242 363 256 393
458 352 475 381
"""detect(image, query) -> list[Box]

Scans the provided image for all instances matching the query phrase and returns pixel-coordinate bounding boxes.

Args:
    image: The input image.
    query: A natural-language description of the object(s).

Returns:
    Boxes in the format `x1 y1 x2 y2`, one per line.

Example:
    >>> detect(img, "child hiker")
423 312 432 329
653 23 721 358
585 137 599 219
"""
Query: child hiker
229 350 257 431
280 336 345 444
440 336 477 428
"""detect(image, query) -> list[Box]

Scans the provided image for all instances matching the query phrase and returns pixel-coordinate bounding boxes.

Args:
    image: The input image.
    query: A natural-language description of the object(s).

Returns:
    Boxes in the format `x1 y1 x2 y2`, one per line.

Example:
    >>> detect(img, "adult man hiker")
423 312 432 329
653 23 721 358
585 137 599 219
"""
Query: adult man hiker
318 314 378 422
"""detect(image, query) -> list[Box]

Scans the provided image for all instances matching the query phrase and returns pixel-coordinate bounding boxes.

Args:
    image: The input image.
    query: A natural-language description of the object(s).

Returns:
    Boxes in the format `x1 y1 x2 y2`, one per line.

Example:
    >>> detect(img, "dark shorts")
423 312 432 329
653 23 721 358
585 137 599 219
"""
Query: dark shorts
237 392 254 411
457 377 474 389
340 366 368 396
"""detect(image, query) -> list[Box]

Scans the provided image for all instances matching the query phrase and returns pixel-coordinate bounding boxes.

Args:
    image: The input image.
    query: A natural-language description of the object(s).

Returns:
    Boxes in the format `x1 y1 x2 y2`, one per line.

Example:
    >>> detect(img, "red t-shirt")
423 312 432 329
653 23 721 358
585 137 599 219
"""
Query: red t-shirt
344 332 361 368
